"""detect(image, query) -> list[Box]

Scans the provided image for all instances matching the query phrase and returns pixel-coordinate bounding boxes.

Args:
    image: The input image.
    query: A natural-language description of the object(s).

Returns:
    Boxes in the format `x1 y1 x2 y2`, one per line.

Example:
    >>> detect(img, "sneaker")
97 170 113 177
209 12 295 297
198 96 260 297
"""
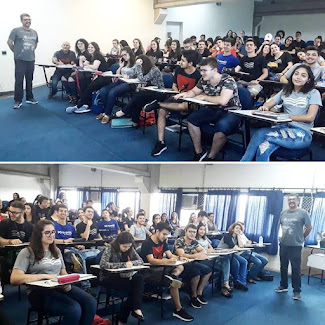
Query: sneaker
190 297 201 309
0 294 4 301
74 105 91 114
26 98 38 104
66 105 78 114
13 101 22 109
144 100 160 112
234 282 249 291
70 253 82 272
274 286 288 293
293 292 301 300
192 149 207 162
203 156 215 161
173 308 194 322
165 274 182 289
48 92 56 99
197 294 208 305
151 141 167 156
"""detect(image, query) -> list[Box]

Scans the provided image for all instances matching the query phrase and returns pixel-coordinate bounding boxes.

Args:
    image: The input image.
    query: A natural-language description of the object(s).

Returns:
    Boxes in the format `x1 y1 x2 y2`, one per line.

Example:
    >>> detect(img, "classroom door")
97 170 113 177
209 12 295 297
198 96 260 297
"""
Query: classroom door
166 22 183 42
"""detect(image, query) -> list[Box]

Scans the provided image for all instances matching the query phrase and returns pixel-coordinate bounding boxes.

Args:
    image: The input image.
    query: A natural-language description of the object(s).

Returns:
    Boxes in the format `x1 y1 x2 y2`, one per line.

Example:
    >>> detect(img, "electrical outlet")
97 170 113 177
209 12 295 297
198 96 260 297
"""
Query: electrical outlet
1 51 7 55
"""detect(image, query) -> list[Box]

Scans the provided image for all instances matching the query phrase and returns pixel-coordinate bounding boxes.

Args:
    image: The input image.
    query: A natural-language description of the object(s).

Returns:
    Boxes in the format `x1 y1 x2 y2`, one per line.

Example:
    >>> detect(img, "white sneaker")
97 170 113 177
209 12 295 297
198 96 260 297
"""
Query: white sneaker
74 105 90 114
0 294 4 300
66 105 78 114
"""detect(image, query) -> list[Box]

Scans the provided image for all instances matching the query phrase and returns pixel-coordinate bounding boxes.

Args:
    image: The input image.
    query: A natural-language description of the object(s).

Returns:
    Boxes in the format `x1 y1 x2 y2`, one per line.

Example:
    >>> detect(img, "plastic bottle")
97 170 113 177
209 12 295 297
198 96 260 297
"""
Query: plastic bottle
259 236 264 247
321 69 325 84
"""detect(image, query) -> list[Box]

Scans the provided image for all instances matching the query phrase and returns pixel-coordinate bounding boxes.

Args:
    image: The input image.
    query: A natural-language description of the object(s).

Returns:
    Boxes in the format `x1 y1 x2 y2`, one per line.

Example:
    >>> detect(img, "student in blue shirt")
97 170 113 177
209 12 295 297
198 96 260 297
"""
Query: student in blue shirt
97 209 120 239
217 38 239 73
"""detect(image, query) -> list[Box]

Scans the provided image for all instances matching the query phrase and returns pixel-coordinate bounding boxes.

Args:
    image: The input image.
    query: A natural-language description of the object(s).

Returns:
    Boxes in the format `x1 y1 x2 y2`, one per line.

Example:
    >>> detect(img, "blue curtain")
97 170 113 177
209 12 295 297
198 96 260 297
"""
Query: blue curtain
244 190 283 255
204 190 240 231
157 193 177 219
101 190 118 211
77 188 84 209
305 192 325 245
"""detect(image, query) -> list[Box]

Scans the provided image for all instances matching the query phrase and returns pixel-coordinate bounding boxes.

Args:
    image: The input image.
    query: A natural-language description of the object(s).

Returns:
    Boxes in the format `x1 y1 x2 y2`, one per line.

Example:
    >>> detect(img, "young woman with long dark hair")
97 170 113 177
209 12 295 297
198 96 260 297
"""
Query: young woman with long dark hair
132 38 144 57
24 203 37 224
241 64 321 161
11 220 96 325
146 39 163 63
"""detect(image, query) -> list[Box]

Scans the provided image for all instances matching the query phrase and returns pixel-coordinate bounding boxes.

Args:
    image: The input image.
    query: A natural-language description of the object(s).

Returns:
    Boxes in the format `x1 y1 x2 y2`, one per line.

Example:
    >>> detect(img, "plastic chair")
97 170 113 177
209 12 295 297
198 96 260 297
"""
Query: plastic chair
26 306 62 325
109 63 119 74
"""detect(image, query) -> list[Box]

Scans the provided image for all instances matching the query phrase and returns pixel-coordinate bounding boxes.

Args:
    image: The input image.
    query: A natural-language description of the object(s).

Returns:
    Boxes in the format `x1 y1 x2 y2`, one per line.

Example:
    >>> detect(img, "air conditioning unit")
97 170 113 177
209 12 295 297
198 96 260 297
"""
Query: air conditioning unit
182 194 198 209
90 191 101 202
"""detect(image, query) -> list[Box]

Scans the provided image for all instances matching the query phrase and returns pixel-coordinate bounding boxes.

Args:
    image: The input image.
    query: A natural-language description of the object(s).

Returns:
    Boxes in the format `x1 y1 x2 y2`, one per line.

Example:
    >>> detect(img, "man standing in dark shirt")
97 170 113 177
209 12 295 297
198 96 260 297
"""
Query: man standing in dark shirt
7 13 39 109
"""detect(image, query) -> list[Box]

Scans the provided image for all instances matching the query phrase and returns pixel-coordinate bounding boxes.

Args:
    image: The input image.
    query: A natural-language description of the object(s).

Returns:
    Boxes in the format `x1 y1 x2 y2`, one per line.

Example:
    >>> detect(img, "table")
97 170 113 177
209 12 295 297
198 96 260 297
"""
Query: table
27 273 96 288
141 86 179 94
229 109 292 143
306 245 325 284
119 77 147 85
311 127 325 137
36 64 56 87
1 243 29 248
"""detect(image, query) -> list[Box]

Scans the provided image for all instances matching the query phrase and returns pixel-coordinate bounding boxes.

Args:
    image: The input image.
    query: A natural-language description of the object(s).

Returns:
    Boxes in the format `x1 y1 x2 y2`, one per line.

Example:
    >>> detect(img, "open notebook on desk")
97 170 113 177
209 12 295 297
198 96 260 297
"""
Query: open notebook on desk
142 86 179 94
182 97 216 106
56 64 75 69
252 111 290 121
104 265 149 272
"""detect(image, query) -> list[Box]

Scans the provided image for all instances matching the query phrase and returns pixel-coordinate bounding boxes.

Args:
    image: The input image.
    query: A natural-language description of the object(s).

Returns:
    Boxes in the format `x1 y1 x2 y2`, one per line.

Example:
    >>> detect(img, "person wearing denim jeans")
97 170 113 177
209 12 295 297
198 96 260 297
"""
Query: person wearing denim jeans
241 64 322 161
241 251 268 281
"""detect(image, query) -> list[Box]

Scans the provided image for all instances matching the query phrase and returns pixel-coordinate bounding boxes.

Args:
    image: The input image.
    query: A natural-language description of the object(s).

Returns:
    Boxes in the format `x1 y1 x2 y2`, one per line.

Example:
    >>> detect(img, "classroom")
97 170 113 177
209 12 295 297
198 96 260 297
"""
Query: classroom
0 163 325 324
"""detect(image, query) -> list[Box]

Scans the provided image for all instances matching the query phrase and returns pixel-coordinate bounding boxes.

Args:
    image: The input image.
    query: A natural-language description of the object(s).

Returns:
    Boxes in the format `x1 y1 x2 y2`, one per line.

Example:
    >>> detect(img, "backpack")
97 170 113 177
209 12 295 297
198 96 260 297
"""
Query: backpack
91 91 105 115
92 315 111 325
138 110 156 126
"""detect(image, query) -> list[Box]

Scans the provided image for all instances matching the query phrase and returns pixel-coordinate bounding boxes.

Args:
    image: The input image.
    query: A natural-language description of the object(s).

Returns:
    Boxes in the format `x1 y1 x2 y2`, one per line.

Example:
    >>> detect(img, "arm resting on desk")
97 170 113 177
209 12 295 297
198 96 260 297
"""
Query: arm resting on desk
196 88 234 106
174 86 202 100
10 269 57 285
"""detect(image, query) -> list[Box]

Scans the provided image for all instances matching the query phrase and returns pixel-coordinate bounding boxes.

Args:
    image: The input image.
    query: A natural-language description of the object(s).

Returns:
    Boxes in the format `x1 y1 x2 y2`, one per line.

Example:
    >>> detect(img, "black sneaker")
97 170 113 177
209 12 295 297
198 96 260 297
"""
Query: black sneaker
151 141 167 156
26 98 38 104
13 101 22 109
203 156 215 161
173 308 194 322
234 282 249 291
190 297 201 309
192 149 207 161
164 274 182 289
197 294 208 305
144 100 160 112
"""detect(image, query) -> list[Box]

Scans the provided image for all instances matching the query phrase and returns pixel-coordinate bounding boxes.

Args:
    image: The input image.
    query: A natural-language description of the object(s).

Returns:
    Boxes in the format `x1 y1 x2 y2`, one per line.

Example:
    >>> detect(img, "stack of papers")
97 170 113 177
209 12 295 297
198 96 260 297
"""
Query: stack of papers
253 111 290 120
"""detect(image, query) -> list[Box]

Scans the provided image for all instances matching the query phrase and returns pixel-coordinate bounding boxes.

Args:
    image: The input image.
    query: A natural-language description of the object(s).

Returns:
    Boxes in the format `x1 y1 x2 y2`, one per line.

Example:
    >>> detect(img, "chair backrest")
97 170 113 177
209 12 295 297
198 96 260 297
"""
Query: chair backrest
238 87 252 110
163 73 173 88
109 63 119 74
306 40 314 46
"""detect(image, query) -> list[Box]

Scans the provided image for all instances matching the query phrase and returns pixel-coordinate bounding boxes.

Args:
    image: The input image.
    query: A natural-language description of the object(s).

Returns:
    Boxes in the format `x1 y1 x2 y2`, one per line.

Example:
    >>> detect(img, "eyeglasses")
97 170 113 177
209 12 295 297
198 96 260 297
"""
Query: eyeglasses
8 210 22 216
43 230 56 236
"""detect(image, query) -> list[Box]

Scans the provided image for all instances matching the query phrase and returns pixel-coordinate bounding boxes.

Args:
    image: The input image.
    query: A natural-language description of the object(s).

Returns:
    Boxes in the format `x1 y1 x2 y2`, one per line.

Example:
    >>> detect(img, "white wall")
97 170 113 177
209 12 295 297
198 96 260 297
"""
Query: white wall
0 173 45 203
0 0 165 92
166 0 254 42
259 14 325 42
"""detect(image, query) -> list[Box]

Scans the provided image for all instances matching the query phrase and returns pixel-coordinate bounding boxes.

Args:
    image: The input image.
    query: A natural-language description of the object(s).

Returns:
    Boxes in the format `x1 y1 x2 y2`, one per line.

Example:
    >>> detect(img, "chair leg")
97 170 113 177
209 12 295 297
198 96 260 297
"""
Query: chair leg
26 308 32 325
143 112 146 134
178 118 183 151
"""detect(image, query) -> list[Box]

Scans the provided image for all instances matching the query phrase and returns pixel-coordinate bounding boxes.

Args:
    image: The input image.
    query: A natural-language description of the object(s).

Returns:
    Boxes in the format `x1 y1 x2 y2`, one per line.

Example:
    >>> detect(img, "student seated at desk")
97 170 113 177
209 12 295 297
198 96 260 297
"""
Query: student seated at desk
236 221 268 283
0 200 33 283
73 208 85 228
173 224 212 308
122 207 135 231
197 40 210 59
148 214 161 234
196 224 233 298
100 232 145 324
24 202 37 224
217 38 239 73
49 41 76 99
132 38 144 57
115 55 164 127
161 213 169 224
170 211 180 234
66 42 110 114
110 39 121 56
241 64 321 161
146 50 201 157
168 40 182 64
97 209 120 239
130 212 151 240
207 213 218 232
146 39 163 63
54 204 102 293
97 46 136 124
174 57 242 161
141 222 194 322
11 220 96 325
217 222 249 291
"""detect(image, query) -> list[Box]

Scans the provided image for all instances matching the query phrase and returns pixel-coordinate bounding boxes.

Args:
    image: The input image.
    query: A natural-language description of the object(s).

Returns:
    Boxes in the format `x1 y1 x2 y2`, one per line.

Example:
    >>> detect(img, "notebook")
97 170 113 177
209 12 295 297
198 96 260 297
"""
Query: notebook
111 118 133 128
252 111 290 121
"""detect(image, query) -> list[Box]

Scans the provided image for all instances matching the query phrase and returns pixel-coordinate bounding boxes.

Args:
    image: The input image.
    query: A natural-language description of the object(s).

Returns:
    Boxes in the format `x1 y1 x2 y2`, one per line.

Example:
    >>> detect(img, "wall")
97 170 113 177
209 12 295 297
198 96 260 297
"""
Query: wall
166 0 254 42
258 14 325 41
0 0 166 93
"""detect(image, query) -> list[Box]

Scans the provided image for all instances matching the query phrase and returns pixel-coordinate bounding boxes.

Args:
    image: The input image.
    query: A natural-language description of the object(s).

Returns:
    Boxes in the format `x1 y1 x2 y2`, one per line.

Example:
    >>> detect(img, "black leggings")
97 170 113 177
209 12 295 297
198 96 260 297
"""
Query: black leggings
101 273 144 323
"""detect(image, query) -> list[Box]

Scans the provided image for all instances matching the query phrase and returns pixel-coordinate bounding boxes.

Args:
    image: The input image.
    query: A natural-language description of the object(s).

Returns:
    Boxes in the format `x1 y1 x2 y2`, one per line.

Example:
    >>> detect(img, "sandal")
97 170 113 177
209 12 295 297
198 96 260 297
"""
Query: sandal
221 287 233 298
96 113 105 120
247 278 256 284
101 115 110 124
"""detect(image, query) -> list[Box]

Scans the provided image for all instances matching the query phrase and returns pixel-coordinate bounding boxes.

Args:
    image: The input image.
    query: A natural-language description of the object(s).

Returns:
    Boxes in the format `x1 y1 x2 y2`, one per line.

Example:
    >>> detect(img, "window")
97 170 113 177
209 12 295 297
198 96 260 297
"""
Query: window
118 191 141 217
63 190 79 210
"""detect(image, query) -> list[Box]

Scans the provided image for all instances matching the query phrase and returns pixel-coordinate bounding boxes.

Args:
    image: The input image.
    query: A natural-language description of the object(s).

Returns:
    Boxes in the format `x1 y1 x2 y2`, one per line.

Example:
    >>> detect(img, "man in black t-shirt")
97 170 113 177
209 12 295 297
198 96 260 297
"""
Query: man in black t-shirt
0 201 33 283
49 41 76 98
85 199 101 222
148 50 201 156
35 196 49 222
76 206 102 241
235 38 268 97
141 222 194 322
292 31 306 54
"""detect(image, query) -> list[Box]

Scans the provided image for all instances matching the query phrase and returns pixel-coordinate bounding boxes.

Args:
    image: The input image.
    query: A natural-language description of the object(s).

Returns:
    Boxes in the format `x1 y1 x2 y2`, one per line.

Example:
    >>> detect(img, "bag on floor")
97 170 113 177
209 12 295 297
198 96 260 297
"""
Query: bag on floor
139 110 156 126
92 91 105 114
92 315 111 325
258 270 274 281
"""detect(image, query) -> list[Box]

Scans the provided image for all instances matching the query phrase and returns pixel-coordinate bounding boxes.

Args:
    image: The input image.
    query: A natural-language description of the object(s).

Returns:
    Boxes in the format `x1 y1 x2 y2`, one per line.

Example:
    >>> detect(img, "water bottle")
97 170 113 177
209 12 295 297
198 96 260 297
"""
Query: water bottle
321 69 325 84
259 236 264 247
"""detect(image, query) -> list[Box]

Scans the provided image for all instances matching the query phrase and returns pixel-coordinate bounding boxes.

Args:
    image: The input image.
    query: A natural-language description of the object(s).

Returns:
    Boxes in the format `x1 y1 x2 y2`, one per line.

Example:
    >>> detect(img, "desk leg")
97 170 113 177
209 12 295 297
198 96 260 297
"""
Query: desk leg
43 67 49 87
244 118 251 148
308 266 311 284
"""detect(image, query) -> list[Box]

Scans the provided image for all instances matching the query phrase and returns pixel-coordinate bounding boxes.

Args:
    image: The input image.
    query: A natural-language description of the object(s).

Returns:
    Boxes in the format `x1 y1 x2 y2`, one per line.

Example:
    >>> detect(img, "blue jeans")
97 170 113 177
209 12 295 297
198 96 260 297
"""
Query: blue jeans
100 81 131 116
28 285 97 325
51 69 72 95
203 255 231 284
230 254 247 284
241 251 268 279
241 124 312 161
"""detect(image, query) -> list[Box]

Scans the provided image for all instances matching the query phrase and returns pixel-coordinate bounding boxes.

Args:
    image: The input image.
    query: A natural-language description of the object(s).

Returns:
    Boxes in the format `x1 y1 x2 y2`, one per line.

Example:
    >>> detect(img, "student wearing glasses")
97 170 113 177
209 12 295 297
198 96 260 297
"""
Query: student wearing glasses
11 220 96 325
97 46 136 124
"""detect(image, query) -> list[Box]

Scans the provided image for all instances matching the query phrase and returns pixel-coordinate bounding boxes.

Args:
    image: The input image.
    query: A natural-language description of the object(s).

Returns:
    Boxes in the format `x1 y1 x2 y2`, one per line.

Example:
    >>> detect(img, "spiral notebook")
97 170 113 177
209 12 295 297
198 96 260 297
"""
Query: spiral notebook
111 118 133 128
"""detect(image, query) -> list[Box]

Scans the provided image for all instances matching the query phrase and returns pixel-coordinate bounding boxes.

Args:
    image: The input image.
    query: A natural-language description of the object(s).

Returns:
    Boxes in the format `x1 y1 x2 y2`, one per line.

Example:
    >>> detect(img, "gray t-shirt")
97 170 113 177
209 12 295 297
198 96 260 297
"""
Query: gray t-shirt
272 89 322 133
285 63 325 82
13 247 65 293
129 225 149 240
8 27 38 61
280 208 311 246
